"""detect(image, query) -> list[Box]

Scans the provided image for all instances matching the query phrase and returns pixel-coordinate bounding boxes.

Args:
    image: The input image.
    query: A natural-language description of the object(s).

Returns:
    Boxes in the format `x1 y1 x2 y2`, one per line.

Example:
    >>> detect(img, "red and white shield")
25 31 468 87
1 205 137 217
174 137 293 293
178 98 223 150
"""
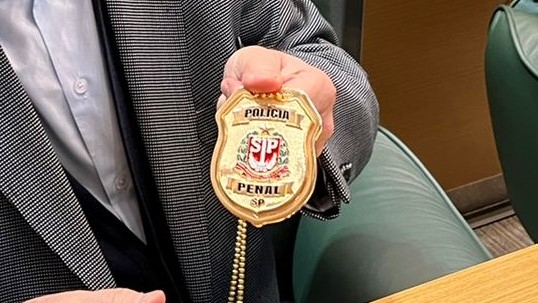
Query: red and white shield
247 136 281 173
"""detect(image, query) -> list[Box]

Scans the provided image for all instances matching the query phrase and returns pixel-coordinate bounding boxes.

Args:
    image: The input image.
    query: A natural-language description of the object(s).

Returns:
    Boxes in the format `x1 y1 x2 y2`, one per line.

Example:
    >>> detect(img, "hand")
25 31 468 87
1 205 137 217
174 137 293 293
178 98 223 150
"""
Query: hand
219 46 336 156
24 289 165 303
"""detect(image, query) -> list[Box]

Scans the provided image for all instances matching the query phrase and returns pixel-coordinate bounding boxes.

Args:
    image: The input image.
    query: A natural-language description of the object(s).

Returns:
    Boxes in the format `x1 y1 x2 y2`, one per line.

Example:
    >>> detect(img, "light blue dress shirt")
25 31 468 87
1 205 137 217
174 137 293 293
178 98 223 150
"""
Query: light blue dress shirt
0 0 146 242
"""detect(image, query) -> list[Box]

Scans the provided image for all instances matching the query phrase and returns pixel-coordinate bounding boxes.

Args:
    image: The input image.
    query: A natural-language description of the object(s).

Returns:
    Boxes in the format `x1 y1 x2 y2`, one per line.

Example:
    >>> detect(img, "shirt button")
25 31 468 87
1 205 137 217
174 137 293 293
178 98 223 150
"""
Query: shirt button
74 78 88 95
115 176 128 191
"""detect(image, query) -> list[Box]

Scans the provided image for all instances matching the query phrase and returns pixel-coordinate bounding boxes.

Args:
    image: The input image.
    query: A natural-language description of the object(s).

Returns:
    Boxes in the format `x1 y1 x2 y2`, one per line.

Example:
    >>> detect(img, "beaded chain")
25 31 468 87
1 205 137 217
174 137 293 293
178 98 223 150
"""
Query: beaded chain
228 219 248 303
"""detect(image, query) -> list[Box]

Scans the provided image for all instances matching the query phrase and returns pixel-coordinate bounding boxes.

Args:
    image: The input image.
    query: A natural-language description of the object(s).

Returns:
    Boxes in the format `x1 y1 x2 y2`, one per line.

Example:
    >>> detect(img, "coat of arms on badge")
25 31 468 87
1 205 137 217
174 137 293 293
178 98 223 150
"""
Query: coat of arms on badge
211 88 322 227
235 130 288 180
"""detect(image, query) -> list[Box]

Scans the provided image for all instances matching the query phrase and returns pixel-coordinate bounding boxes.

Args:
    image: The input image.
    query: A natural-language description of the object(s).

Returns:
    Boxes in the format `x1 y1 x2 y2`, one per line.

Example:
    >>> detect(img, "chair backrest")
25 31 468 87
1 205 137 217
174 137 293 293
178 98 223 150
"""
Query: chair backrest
292 128 491 303
266 1 359 301
486 0 538 241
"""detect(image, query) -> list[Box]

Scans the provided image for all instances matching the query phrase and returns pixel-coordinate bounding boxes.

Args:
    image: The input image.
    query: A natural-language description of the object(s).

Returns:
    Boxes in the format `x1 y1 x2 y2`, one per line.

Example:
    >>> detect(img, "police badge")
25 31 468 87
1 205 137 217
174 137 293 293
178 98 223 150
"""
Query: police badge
211 88 322 227
211 88 322 303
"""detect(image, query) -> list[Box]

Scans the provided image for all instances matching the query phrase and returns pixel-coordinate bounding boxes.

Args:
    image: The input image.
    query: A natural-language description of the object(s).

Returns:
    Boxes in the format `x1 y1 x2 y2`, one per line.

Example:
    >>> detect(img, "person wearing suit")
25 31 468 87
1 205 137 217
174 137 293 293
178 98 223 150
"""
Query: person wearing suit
0 0 378 302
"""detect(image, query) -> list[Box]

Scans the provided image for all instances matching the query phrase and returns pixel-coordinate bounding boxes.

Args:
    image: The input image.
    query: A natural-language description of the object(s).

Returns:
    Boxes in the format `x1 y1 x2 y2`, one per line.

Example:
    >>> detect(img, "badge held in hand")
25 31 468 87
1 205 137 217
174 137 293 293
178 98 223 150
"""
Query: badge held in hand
211 88 322 227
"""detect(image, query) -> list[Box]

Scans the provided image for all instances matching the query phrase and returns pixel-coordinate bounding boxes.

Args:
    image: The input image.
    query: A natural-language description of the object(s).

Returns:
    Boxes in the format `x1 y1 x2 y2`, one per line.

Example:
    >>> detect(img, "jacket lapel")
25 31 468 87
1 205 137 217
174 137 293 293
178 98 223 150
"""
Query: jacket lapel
0 46 115 290
103 1 212 301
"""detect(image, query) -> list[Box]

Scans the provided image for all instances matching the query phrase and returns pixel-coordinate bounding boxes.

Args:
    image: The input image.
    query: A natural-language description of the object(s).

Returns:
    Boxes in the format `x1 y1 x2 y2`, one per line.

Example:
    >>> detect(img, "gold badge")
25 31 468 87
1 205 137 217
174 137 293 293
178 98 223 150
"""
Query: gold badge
211 88 322 227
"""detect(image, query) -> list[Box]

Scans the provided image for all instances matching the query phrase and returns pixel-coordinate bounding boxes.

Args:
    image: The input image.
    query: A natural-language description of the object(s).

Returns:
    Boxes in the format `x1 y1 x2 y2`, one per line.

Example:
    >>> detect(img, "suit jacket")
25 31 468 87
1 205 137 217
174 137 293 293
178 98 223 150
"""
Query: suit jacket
0 0 378 302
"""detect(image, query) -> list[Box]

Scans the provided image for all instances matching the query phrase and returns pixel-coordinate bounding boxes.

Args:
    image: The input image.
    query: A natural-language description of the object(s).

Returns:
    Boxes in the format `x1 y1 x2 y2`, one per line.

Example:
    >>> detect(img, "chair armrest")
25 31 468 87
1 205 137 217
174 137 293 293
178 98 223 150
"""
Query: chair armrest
293 127 491 303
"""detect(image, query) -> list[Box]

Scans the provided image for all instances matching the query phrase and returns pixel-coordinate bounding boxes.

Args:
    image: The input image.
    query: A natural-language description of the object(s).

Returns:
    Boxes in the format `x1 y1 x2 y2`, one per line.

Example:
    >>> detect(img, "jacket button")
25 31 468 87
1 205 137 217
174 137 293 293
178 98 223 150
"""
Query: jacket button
339 163 352 181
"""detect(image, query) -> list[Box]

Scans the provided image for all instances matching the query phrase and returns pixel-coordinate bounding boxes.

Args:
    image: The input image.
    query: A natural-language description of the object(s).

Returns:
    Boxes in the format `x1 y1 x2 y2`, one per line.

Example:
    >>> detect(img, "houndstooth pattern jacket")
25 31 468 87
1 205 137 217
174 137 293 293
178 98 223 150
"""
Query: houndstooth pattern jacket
0 0 378 302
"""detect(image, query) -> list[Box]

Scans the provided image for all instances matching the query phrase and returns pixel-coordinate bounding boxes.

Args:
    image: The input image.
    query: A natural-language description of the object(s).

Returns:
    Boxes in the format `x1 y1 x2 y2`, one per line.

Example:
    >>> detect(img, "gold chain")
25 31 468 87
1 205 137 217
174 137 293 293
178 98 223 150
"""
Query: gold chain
228 219 248 303
226 91 293 302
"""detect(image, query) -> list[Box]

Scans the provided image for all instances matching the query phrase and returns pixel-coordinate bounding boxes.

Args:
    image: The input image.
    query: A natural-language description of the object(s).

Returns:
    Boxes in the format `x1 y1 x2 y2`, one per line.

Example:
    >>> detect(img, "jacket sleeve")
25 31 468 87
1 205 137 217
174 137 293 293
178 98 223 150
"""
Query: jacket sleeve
238 0 380 219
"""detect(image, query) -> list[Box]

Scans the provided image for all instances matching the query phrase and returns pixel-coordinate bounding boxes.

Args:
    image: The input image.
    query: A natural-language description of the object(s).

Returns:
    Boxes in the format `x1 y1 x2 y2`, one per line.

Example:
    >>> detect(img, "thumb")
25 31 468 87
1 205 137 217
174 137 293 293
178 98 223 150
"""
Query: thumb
222 46 283 97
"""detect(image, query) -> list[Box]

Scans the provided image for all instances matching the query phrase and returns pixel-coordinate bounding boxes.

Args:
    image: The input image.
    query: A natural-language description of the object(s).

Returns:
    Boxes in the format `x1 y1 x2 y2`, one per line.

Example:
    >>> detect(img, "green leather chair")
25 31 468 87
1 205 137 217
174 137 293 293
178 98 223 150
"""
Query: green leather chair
486 0 538 241
287 128 491 303
267 2 492 302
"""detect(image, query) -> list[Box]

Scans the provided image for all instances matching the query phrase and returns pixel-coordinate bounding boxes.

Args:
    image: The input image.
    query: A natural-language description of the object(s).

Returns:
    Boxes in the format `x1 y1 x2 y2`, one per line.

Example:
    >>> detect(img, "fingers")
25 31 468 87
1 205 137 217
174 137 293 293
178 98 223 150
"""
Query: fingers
283 67 336 156
24 289 165 303
220 77 242 99
222 46 283 96
315 112 334 156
